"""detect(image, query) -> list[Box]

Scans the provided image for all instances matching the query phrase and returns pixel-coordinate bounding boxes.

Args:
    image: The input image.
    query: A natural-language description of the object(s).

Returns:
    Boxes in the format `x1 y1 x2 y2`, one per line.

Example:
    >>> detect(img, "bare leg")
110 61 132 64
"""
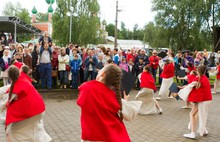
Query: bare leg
190 103 198 133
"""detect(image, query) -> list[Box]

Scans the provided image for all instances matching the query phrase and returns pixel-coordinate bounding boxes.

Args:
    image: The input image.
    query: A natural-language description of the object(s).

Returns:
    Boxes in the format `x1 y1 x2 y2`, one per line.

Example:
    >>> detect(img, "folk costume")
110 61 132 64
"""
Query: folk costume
158 62 175 98
77 80 130 142
135 72 159 114
5 74 51 142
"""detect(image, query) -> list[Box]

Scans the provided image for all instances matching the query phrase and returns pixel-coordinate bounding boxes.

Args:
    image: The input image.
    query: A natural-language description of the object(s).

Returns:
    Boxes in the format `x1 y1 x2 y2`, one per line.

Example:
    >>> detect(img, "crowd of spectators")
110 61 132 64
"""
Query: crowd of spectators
0 31 219 90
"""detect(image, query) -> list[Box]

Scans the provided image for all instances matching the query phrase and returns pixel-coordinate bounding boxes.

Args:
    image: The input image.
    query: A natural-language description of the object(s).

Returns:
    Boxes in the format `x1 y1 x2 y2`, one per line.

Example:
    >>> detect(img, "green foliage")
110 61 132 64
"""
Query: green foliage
147 0 220 51
52 0 101 46
2 2 32 42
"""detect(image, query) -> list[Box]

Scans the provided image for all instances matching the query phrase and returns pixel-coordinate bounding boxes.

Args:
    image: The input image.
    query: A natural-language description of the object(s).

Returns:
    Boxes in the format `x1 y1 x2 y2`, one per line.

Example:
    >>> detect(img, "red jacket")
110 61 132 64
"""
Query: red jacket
187 74 197 84
160 63 175 78
187 66 196 75
126 53 136 62
77 80 130 142
149 55 159 69
188 75 212 102
216 66 220 79
140 72 156 91
6 75 45 126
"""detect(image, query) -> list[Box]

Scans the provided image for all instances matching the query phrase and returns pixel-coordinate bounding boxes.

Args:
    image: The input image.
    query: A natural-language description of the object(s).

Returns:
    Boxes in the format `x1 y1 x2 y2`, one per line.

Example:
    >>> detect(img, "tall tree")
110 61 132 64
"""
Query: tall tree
152 0 219 51
52 0 100 46
2 2 32 42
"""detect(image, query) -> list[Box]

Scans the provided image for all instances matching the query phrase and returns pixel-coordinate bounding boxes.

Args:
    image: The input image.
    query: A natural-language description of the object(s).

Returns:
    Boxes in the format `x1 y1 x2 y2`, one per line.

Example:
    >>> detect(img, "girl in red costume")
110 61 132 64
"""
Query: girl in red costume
156 59 175 100
6 66 51 142
135 65 162 114
77 64 130 142
183 65 212 139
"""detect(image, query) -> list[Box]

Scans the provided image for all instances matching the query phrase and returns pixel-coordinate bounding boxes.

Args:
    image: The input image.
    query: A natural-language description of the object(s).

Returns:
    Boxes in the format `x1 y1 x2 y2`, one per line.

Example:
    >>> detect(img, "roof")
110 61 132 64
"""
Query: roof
0 16 42 34
32 22 49 32
105 36 145 49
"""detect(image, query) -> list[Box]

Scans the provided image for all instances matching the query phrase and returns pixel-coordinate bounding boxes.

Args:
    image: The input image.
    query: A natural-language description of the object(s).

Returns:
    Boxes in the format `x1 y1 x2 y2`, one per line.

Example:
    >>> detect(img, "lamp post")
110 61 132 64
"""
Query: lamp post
67 11 72 43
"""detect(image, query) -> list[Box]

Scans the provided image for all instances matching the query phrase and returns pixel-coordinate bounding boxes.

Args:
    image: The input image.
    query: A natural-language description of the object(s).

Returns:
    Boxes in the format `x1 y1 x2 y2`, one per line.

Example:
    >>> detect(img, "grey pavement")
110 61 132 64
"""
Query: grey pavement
1 90 220 142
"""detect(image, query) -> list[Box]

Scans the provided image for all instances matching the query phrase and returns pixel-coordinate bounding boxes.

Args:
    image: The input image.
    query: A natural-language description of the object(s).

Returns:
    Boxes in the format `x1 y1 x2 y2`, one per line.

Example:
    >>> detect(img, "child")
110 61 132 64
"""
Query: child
77 64 130 142
156 59 175 100
176 70 197 109
70 55 81 89
119 57 128 72
183 65 212 139
5 66 51 142
135 65 162 114
209 62 220 93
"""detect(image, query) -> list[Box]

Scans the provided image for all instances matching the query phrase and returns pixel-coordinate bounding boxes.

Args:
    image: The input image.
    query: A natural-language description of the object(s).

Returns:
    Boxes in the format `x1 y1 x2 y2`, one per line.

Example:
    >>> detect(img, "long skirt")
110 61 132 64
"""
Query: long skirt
214 79 220 92
135 88 158 114
158 77 173 97
6 112 52 142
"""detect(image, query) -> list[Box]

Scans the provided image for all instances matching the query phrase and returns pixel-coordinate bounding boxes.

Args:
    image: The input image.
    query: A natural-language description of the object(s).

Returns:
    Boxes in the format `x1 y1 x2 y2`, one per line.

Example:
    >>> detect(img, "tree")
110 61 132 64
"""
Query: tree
2 2 32 42
151 0 220 51
52 0 101 46
36 12 49 22
106 24 115 37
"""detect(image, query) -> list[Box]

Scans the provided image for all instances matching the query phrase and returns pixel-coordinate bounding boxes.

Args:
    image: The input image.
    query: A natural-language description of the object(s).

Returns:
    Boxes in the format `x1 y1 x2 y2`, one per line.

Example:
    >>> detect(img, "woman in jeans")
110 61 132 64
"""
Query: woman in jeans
58 48 69 89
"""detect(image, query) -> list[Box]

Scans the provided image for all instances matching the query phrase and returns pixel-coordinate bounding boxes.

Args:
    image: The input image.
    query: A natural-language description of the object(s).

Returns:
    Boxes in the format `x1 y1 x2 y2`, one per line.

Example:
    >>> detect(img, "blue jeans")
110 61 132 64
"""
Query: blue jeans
59 71 68 85
71 71 79 88
39 63 52 89
151 68 157 83
84 70 95 81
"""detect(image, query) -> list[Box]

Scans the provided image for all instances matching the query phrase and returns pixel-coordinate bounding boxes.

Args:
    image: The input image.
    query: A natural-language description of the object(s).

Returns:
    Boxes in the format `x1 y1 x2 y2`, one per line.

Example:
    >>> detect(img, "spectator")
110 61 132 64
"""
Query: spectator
135 49 149 65
0 48 11 85
51 46 59 88
23 47 32 70
126 49 136 63
66 43 74 56
84 49 98 81
113 48 119 65
58 48 69 89
134 57 146 90
70 54 81 89
32 44 40 87
39 43 52 90
119 57 128 72
149 50 159 82
39 31 52 47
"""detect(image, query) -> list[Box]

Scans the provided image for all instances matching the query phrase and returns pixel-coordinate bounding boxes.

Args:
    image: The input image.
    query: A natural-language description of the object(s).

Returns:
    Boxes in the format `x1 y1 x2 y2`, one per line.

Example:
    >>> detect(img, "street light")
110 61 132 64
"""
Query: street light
67 11 77 43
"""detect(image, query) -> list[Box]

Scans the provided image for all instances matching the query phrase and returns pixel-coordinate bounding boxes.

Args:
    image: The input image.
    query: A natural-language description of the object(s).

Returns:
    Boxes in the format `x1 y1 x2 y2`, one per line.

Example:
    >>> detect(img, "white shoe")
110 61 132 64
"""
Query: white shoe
155 97 161 100
158 108 163 114
183 133 196 139
211 91 216 94
182 106 191 109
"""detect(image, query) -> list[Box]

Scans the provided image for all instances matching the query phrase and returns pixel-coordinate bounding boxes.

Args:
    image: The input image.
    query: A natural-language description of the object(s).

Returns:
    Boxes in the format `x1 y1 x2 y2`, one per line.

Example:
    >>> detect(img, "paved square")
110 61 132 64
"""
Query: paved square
1 90 220 142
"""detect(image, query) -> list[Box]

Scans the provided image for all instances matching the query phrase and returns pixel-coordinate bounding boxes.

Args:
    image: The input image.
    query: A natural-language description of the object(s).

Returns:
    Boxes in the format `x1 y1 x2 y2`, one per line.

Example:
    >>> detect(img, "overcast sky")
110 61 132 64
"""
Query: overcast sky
0 0 155 30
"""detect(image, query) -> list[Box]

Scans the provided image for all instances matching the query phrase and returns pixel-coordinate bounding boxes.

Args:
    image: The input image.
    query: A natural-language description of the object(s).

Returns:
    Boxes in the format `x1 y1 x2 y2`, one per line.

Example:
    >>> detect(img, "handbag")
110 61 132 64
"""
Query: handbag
51 70 58 77
66 65 71 71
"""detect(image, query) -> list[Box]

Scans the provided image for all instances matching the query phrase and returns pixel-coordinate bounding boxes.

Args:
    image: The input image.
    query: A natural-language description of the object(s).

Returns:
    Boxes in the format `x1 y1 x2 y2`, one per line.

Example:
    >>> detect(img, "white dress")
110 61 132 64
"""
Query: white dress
135 88 158 114
6 112 52 142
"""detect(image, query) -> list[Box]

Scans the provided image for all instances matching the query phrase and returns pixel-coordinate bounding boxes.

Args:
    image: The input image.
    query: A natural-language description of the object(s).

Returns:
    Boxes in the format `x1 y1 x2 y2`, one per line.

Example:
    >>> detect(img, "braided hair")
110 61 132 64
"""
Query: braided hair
8 66 20 100
103 64 123 121
196 65 206 89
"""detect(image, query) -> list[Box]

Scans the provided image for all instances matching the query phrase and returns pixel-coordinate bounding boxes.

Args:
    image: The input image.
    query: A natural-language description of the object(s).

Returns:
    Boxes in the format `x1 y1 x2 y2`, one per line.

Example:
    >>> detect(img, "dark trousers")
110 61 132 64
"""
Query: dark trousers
158 68 163 85
59 70 68 85
151 68 157 83
71 71 79 88
84 70 95 81
39 63 52 89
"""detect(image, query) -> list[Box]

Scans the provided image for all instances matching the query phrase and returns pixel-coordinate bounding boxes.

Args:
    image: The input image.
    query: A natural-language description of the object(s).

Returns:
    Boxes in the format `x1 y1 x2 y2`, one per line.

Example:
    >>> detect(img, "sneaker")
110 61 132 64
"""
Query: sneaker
158 108 163 114
182 106 191 109
211 91 216 94
155 97 161 100
183 133 196 139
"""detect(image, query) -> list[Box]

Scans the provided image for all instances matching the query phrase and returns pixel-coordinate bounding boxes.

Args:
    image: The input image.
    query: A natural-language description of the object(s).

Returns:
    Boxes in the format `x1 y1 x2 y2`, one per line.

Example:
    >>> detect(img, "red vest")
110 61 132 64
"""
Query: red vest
77 80 130 142
188 75 212 102
160 63 175 78
140 72 156 91
6 75 45 126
